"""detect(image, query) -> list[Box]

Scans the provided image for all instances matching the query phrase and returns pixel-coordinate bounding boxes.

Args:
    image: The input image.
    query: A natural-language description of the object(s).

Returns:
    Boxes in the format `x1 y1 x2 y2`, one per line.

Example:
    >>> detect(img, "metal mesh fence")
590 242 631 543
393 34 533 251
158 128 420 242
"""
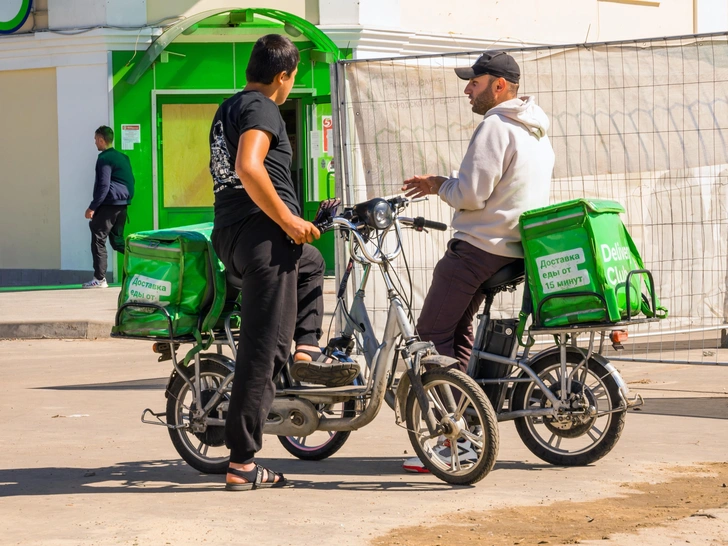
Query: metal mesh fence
331 33 728 364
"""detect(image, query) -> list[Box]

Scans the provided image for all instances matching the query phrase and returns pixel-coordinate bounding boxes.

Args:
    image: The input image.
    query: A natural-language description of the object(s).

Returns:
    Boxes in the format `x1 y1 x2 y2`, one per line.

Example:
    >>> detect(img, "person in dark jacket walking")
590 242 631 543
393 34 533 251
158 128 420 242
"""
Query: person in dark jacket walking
83 126 135 288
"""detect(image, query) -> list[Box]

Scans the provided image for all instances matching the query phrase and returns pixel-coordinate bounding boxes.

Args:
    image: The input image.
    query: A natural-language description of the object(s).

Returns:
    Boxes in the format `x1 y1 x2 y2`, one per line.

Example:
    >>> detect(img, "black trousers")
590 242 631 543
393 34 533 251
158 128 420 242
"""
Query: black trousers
89 205 127 280
212 212 325 464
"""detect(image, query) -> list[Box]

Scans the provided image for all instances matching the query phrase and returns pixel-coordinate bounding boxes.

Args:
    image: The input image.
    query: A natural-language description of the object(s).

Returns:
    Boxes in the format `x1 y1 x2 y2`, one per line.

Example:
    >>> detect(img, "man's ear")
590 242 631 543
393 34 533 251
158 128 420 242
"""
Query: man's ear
274 70 292 85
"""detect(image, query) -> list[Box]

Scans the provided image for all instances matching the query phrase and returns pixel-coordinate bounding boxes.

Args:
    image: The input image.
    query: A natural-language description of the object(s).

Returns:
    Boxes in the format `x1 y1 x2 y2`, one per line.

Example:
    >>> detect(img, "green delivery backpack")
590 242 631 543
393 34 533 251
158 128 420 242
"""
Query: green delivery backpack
519 199 668 328
112 223 226 341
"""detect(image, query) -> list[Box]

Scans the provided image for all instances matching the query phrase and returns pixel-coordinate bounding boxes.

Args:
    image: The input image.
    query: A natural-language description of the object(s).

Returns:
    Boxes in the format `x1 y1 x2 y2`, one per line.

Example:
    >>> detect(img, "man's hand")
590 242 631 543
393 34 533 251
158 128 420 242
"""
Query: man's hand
85 208 94 219
282 216 321 245
402 175 447 198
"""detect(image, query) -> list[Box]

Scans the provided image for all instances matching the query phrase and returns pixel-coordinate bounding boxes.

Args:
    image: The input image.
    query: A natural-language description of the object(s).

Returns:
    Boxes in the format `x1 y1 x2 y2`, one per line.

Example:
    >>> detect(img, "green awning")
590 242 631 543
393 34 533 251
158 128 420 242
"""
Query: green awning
125 8 339 85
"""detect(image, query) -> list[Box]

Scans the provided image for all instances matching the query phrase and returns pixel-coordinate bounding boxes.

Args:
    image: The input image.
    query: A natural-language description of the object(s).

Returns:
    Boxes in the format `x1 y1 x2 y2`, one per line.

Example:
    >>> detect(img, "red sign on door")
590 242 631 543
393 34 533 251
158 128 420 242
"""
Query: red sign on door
322 116 332 154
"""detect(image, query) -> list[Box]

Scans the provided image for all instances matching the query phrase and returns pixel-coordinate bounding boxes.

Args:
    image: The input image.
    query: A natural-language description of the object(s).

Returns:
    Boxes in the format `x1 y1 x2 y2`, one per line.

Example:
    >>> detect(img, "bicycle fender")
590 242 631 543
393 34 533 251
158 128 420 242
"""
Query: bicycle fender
524 346 629 397
395 354 458 422
164 352 235 398
395 372 410 424
198 352 236 373
420 354 459 368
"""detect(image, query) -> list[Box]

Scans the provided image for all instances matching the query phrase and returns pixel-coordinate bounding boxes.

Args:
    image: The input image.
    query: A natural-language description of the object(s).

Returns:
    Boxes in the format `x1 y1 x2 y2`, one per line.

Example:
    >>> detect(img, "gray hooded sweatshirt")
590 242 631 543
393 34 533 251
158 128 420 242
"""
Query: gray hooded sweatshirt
438 95 555 258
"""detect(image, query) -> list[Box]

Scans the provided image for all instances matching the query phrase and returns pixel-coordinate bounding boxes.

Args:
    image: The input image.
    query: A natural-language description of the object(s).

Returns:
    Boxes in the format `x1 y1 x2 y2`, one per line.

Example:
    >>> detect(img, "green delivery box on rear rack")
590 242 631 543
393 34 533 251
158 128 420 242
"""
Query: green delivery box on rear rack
519 199 668 328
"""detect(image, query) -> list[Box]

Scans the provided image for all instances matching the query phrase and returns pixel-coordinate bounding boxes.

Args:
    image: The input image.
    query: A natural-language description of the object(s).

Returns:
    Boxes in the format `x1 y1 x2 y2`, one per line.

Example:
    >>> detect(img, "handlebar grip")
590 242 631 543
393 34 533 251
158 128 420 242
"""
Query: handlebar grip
413 217 448 232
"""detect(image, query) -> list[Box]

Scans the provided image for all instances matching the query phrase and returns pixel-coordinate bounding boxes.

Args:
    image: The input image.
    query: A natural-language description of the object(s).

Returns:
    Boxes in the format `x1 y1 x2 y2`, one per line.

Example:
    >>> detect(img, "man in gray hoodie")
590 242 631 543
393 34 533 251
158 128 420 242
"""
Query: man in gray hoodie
402 52 555 473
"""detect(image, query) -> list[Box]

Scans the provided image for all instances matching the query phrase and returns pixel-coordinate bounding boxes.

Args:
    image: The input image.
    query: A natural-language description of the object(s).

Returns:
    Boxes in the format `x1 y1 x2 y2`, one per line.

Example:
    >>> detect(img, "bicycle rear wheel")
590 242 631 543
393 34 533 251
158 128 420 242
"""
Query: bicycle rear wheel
166 359 231 474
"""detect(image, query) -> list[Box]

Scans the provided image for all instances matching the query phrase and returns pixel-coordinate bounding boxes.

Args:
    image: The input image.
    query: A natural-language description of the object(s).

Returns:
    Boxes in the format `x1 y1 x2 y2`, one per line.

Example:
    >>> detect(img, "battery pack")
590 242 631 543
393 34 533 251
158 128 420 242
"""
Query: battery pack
473 318 519 408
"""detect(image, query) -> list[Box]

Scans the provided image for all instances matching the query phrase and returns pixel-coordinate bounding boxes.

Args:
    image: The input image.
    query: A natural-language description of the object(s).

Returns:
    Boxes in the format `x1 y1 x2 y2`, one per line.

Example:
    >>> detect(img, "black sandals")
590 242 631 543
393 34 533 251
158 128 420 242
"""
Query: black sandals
225 464 288 491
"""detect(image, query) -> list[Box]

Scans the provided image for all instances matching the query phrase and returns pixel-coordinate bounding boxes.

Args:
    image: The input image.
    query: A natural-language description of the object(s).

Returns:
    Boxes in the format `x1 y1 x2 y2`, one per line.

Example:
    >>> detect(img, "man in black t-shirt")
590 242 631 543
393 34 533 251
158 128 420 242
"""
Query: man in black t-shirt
210 34 359 491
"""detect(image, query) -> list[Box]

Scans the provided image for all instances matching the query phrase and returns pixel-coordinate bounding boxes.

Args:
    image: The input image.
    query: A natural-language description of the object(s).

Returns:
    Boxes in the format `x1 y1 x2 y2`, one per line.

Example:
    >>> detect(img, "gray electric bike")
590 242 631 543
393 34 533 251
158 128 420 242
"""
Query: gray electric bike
132 196 499 485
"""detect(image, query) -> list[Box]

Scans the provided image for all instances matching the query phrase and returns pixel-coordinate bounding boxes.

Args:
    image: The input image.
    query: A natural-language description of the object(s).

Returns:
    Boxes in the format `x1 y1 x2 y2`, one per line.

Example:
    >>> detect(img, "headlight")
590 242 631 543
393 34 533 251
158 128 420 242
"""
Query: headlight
354 198 394 230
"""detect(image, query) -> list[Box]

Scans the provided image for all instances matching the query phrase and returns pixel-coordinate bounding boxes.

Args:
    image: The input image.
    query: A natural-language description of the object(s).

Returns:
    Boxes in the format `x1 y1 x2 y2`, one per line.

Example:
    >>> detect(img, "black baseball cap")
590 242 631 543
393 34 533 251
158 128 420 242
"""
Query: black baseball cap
454 51 520 84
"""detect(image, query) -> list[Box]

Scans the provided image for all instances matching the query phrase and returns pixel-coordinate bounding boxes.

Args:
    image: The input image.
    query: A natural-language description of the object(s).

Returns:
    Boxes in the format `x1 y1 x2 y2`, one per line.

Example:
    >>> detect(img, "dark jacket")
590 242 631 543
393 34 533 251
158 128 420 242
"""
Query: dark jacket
89 148 135 210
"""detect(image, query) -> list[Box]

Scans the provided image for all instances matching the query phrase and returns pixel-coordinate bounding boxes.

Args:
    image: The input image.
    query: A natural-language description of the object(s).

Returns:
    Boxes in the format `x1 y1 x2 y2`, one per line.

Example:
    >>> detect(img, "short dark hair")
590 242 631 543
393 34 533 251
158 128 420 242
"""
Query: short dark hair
245 34 300 85
95 126 114 144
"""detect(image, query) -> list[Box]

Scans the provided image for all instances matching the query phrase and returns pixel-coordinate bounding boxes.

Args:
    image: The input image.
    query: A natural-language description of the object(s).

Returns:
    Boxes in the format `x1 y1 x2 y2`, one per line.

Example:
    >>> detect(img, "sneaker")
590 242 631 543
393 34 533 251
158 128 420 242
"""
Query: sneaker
402 436 480 473
290 349 360 387
82 278 108 289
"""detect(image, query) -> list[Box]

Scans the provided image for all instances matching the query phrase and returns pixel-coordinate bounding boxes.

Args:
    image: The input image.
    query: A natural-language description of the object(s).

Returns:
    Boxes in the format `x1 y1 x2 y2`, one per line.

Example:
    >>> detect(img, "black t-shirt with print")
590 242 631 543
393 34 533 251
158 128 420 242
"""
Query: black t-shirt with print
209 90 299 229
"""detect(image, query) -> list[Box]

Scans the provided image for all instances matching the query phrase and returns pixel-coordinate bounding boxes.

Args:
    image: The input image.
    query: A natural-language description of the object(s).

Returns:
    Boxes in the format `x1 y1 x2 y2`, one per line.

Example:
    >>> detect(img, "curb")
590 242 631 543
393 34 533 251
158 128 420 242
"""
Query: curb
0 321 113 340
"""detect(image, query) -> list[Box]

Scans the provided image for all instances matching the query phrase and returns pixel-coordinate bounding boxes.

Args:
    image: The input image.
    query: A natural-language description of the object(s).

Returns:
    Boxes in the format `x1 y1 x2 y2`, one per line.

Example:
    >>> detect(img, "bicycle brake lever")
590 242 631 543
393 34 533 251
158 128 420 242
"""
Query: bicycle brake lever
312 197 342 232
286 197 342 244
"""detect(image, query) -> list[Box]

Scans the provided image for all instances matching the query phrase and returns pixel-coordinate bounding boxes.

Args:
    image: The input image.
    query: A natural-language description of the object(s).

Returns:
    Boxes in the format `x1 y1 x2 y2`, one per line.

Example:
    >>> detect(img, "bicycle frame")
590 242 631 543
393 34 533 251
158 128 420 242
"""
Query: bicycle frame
467 317 645 422
137 214 442 438
277 228 437 432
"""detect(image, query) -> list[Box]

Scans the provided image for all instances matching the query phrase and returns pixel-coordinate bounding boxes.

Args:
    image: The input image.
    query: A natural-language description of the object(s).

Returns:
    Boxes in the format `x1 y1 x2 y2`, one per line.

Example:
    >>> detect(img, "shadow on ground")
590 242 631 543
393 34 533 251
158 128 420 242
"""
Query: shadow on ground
0 457 557 497
630 397 728 420
35 378 168 391
37 378 728 422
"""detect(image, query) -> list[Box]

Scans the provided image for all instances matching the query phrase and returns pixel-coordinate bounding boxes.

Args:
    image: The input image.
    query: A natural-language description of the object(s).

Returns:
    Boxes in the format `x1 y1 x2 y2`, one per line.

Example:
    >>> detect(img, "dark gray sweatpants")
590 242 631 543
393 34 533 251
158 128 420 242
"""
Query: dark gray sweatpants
416 239 516 372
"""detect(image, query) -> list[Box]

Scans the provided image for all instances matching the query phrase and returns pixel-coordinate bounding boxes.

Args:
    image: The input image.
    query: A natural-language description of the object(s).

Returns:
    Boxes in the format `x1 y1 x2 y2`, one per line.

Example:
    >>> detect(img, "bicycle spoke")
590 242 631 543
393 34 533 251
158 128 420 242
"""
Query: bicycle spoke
426 386 449 416
461 429 484 450
547 433 562 450
453 393 470 421
451 445 461 471
544 370 559 386
587 424 603 442
436 382 458 412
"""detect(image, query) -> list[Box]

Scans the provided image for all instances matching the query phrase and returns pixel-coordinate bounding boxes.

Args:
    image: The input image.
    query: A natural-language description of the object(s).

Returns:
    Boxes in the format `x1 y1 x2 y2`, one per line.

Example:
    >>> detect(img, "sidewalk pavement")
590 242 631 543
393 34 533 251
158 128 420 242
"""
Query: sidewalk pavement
0 279 339 340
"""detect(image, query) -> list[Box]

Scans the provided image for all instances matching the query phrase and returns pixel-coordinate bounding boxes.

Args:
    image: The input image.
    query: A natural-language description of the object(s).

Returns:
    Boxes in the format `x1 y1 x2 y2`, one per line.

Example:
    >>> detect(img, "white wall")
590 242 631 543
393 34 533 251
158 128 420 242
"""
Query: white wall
697 0 728 32
360 0 400 28
48 0 147 29
399 0 693 44
146 0 306 24
318 0 698 60
319 0 401 27
318 0 358 25
56 62 111 272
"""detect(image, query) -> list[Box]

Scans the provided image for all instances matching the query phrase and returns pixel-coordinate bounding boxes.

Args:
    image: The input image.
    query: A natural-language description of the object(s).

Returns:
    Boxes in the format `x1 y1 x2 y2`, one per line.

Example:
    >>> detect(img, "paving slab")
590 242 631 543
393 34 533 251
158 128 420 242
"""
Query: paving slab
0 288 121 339
0 281 338 340
0 338 727 546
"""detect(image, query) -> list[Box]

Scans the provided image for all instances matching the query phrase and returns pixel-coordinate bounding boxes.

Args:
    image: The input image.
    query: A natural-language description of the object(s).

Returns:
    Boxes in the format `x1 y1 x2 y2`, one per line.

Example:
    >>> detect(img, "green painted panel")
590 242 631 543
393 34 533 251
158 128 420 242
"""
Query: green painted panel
112 51 156 238
233 42 254 89
155 43 235 90
163 209 214 227
301 98 336 274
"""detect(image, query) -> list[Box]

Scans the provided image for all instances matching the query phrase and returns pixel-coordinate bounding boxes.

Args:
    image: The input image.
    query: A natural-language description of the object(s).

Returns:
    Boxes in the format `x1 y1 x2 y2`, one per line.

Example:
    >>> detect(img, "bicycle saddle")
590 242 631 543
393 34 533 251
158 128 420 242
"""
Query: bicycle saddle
479 259 525 292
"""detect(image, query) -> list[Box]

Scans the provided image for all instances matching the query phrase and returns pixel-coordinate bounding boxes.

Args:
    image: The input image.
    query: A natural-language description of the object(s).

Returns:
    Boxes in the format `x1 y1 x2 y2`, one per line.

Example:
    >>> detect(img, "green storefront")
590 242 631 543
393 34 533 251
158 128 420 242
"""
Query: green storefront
112 9 340 272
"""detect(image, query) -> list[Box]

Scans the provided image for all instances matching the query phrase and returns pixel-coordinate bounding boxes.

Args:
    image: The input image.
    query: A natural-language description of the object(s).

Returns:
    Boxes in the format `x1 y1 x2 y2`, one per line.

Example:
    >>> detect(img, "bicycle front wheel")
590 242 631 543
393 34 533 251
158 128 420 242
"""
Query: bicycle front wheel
405 368 499 485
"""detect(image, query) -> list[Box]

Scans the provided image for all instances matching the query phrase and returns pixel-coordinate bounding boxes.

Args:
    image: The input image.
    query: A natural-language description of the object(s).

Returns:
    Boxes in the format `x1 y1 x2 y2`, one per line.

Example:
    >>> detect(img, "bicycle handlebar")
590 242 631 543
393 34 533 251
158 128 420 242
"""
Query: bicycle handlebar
330 213 447 265
399 216 448 232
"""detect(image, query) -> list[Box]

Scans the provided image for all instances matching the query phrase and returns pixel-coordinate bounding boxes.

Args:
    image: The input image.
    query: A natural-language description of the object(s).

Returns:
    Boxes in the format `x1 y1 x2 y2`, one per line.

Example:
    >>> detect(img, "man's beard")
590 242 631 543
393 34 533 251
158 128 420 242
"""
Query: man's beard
471 86 497 115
